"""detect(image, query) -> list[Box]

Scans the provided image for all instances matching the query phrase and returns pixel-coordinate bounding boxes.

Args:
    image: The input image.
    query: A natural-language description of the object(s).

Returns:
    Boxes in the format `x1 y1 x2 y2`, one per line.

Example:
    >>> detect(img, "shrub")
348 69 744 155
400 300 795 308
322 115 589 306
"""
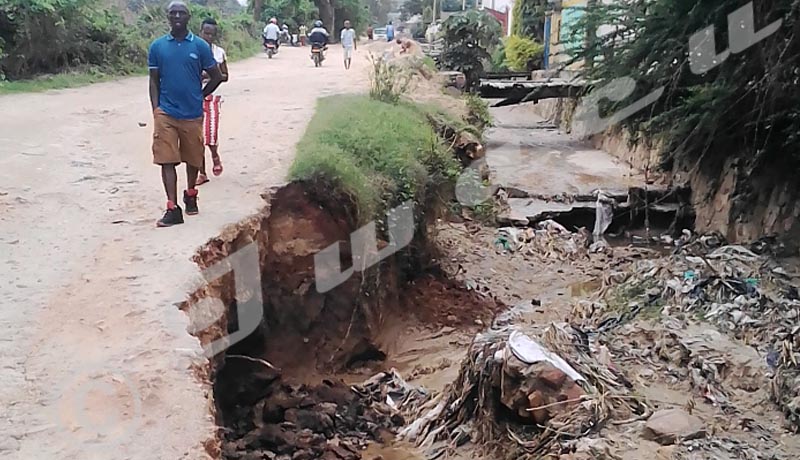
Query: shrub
0 0 257 81
491 39 508 72
572 0 800 175
464 93 492 130
504 35 544 72
369 54 413 104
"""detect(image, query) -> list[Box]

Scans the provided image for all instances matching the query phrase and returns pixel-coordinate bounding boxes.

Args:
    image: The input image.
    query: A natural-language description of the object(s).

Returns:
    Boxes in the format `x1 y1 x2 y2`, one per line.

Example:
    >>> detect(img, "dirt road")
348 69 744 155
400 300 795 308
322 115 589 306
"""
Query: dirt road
0 45 370 459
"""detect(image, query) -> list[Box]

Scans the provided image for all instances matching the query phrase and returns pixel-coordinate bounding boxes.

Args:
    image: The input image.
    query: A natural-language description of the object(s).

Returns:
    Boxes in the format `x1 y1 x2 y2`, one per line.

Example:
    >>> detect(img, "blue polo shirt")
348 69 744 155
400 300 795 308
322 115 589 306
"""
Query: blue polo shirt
148 32 217 120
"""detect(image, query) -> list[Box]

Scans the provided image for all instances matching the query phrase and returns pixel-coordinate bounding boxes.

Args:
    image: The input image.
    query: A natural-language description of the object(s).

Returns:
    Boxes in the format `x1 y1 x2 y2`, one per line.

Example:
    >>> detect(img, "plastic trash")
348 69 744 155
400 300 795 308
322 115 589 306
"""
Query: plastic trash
508 330 585 382
593 190 614 239
494 236 511 251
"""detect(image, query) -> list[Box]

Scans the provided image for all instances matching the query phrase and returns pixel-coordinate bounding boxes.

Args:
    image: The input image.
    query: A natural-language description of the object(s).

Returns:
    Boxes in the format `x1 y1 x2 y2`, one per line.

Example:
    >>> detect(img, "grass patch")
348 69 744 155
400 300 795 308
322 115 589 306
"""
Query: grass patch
0 69 133 94
289 95 461 225
416 102 484 139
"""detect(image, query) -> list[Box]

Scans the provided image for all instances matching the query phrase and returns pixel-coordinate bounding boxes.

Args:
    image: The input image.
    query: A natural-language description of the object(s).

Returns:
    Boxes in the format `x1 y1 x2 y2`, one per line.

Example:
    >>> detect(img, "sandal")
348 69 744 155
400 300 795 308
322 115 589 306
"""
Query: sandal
196 174 210 186
212 157 223 176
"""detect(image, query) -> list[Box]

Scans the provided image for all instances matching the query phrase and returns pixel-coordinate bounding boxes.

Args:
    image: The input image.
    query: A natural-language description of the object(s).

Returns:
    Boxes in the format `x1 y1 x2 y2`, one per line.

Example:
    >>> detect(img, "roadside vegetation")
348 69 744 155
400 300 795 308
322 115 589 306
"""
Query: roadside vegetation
0 0 258 93
439 10 502 91
289 60 481 226
289 95 461 225
572 0 800 175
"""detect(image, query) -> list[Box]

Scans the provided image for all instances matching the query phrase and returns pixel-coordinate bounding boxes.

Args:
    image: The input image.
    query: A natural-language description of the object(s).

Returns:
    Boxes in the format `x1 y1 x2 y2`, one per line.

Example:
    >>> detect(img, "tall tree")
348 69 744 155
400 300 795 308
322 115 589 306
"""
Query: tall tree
400 0 427 20
368 0 392 24
314 0 334 30
253 0 263 22
511 0 546 40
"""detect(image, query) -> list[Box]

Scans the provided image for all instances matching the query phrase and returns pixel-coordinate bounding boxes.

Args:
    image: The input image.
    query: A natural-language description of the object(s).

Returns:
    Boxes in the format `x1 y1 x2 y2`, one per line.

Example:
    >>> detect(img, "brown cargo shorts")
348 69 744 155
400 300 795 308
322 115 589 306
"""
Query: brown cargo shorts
152 108 204 169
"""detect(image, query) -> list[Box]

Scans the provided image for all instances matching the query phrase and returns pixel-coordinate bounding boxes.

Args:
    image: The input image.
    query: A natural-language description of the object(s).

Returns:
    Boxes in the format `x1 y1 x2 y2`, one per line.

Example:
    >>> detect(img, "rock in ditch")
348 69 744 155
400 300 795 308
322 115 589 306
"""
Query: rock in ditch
643 408 706 445
285 408 335 435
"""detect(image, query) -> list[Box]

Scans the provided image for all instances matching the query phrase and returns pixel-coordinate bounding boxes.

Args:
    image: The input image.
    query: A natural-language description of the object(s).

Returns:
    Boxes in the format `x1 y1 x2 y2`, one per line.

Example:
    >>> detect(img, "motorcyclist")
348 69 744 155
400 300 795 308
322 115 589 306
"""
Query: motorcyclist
308 20 329 48
280 24 291 45
263 18 281 52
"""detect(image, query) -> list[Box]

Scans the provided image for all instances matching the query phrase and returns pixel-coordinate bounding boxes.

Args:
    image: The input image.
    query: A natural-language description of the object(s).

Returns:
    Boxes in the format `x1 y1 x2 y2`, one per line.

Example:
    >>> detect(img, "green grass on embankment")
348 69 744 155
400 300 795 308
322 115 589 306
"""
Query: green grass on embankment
288 95 462 224
0 69 140 94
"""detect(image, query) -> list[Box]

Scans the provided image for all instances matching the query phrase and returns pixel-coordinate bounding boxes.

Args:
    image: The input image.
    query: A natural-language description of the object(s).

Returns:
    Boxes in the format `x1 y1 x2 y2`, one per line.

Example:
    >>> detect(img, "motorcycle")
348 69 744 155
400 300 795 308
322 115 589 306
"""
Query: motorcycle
263 36 278 59
310 43 326 67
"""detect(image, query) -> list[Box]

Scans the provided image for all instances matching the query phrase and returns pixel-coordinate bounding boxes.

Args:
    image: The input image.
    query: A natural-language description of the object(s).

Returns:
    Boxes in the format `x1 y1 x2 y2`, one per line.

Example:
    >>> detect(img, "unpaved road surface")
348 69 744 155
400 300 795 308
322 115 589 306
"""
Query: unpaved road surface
0 45 369 459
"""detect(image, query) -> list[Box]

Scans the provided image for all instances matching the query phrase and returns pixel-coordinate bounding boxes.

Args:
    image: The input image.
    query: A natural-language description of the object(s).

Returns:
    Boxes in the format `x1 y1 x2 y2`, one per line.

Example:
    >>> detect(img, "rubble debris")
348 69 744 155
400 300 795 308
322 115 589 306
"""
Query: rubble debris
220 369 425 460
399 324 649 459
572 238 800 430
495 220 589 260
643 408 707 445
497 185 694 234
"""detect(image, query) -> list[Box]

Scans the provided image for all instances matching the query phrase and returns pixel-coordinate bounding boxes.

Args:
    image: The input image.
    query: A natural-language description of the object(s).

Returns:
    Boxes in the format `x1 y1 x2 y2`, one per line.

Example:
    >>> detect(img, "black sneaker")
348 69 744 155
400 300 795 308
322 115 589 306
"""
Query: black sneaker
157 205 184 227
183 190 199 215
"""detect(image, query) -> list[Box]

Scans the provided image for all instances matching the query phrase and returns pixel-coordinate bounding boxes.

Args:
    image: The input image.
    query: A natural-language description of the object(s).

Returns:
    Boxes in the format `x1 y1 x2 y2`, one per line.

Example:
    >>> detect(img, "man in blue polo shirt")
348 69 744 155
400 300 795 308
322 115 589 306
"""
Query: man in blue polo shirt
149 1 223 227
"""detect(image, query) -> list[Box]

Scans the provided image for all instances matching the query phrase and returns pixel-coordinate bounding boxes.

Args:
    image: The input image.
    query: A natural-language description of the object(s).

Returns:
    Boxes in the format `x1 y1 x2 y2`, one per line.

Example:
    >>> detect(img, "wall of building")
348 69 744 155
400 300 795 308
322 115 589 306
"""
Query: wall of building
547 0 587 69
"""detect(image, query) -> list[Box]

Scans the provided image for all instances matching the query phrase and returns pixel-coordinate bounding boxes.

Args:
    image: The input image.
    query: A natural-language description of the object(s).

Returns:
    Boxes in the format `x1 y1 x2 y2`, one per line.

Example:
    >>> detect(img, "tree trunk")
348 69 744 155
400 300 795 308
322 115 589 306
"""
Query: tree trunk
253 0 263 24
315 0 335 33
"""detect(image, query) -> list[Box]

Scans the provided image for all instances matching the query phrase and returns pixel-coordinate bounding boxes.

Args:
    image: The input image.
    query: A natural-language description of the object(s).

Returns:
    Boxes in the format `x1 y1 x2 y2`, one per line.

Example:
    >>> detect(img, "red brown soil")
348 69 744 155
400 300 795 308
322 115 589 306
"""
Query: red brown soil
401 274 504 327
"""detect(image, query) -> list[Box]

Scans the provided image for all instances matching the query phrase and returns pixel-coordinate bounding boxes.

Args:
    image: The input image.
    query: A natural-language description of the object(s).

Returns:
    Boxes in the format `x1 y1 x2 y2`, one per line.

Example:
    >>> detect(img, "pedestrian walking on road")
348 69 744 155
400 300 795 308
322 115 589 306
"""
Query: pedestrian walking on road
197 17 229 186
340 20 357 70
148 1 223 227
299 24 307 46
386 22 394 42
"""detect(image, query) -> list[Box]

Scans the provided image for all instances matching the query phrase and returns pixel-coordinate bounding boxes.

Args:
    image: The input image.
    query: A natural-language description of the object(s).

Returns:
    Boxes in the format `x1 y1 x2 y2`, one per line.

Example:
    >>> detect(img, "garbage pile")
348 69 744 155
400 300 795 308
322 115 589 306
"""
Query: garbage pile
220 370 426 460
398 323 650 459
494 220 590 260
573 239 800 431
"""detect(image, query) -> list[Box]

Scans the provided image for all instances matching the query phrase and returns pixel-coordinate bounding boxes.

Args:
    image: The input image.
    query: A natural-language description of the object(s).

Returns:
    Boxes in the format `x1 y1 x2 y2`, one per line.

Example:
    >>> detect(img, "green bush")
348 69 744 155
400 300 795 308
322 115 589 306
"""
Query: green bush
368 54 413 104
440 10 502 91
491 39 508 72
289 95 461 223
504 35 544 72
464 93 492 131
0 0 257 82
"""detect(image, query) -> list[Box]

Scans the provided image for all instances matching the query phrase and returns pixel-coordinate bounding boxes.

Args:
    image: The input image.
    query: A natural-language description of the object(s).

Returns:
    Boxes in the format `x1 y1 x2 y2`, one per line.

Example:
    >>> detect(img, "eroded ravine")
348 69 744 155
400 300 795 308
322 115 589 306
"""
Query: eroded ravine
182 179 503 459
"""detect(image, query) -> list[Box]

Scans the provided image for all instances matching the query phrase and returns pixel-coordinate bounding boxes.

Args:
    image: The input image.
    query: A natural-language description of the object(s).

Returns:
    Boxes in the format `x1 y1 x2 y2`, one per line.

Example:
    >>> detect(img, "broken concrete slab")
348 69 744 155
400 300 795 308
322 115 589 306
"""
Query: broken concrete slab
643 408 707 445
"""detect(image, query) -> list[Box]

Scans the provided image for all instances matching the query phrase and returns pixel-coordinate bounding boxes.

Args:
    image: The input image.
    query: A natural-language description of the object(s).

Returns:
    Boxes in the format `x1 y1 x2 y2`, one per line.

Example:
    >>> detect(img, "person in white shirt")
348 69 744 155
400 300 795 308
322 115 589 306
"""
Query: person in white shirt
197 18 229 185
263 18 281 51
340 20 357 70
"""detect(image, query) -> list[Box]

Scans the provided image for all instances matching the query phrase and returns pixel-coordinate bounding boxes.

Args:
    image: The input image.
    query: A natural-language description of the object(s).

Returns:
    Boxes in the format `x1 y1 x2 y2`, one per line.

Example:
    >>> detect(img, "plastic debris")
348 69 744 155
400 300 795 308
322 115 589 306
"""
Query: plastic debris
593 190 615 239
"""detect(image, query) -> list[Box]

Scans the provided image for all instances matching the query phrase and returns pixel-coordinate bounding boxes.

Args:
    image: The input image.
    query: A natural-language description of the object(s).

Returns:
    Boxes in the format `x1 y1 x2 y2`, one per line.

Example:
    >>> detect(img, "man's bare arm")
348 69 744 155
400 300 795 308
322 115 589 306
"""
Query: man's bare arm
202 65 224 97
149 68 160 112
219 60 229 83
